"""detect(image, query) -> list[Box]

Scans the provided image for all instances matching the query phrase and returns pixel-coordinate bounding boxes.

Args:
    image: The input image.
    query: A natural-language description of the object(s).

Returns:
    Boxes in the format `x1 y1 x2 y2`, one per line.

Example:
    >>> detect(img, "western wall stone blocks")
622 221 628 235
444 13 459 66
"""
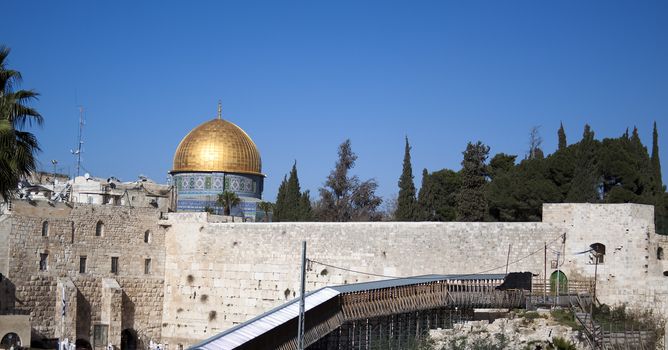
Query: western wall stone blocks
3 202 667 348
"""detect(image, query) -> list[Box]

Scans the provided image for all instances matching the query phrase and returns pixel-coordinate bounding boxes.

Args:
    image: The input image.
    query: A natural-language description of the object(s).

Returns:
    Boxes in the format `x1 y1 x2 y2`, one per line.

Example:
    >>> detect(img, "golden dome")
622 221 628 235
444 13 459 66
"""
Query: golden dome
172 118 263 176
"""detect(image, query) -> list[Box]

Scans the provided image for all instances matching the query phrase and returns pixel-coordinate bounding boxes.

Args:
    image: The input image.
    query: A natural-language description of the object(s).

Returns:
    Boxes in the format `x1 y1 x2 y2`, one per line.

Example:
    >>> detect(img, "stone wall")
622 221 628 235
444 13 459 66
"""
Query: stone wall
2 201 667 349
160 204 668 348
0 314 31 347
1 201 165 347
160 213 565 347
546 203 668 316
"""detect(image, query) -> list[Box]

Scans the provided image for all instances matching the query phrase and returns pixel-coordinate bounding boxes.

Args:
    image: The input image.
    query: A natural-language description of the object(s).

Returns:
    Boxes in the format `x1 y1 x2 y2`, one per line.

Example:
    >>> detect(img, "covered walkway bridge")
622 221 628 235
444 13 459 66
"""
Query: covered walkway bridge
190 273 531 350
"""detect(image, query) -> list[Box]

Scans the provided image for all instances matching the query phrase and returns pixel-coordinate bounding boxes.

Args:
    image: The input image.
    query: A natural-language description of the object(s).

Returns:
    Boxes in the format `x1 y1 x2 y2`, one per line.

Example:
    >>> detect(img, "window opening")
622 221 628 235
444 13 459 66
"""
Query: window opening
42 221 49 237
95 221 104 237
111 257 119 274
79 256 87 273
39 253 48 271
144 259 151 274
590 243 606 264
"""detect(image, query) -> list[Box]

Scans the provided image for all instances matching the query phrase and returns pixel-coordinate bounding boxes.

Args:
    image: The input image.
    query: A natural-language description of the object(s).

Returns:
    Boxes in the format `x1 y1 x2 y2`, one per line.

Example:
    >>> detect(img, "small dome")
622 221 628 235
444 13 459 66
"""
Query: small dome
172 118 262 176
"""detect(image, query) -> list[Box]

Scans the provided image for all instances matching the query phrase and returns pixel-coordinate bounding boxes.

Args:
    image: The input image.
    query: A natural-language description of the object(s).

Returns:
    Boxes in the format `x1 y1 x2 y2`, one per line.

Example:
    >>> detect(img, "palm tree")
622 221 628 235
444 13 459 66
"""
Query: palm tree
217 191 240 216
258 201 273 222
0 46 42 201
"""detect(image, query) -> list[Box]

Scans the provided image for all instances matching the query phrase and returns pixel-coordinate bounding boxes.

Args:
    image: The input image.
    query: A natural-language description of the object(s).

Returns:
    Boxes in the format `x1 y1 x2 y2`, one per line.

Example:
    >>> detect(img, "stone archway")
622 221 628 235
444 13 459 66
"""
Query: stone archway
1 333 21 349
549 270 568 294
121 329 137 350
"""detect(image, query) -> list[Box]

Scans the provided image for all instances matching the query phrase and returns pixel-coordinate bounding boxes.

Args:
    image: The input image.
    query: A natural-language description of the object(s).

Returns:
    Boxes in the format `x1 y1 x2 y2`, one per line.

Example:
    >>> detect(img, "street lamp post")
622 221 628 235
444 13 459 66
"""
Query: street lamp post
51 159 58 194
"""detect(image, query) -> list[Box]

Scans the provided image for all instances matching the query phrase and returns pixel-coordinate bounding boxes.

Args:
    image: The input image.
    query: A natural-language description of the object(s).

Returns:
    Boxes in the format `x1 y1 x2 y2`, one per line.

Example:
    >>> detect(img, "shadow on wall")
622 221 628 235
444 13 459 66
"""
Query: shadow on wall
77 289 91 342
0 275 17 313
122 291 135 331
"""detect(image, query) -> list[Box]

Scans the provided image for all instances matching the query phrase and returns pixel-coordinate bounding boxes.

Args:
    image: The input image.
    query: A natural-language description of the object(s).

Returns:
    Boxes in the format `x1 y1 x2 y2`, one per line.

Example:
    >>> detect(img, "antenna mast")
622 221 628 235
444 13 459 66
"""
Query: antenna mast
73 106 84 177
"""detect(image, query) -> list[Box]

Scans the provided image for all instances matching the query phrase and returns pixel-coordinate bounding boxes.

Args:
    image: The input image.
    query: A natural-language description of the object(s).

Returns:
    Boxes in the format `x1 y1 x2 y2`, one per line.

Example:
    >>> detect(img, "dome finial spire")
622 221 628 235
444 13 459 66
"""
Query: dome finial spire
217 100 222 120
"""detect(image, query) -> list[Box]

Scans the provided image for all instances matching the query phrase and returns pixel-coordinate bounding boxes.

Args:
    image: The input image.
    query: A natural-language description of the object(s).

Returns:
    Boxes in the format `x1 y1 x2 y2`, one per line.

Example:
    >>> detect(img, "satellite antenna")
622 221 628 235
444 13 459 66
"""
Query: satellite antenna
70 106 85 177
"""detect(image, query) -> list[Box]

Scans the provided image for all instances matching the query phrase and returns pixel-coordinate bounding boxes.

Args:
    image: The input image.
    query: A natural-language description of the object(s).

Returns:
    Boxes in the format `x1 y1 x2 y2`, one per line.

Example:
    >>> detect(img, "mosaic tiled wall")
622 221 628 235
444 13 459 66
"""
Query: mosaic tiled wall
172 172 263 218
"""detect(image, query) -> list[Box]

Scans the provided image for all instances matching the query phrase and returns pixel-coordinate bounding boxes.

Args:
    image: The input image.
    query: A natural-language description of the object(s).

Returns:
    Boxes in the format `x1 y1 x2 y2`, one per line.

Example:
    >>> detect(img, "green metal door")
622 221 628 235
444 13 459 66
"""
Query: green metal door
550 270 568 294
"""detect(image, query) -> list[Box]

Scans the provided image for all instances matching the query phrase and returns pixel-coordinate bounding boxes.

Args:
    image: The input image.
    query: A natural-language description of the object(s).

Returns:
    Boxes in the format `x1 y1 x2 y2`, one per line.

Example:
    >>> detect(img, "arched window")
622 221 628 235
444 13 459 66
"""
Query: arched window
658 247 664 260
95 221 104 237
144 230 151 243
41 221 49 237
1 333 21 348
590 243 606 264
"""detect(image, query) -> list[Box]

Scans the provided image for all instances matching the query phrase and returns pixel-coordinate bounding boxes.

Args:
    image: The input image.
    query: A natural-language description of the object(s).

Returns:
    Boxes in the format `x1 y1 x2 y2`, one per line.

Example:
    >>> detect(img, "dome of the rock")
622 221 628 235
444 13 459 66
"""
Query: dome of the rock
172 119 262 175
170 106 265 219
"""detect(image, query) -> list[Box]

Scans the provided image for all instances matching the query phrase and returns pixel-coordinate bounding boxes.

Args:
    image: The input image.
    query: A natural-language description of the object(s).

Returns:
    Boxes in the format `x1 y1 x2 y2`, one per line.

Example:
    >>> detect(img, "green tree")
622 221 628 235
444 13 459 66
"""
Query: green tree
217 190 240 216
456 141 489 221
283 162 303 220
0 46 42 201
273 175 287 220
298 191 313 221
274 162 312 221
396 137 418 221
651 122 667 234
566 124 599 202
316 139 382 221
651 121 663 192
417 168 460 221
488 157 561 221
597 130 653 204
258 201 273 222
558 122 567 150
488 153 516 180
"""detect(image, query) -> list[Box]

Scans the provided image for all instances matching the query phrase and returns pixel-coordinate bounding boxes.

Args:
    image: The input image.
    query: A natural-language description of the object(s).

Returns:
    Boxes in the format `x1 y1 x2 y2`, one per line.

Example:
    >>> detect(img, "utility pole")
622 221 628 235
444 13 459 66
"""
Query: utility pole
51 160 58 194
591 251 599 319
555 251 561 307
505 244 512 274
544 243 547 303
297 241 306 350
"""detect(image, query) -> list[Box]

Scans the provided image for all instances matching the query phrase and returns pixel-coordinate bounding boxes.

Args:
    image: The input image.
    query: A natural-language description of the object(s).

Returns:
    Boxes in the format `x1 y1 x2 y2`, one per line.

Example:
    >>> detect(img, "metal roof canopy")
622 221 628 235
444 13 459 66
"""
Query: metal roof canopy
190 273 509 350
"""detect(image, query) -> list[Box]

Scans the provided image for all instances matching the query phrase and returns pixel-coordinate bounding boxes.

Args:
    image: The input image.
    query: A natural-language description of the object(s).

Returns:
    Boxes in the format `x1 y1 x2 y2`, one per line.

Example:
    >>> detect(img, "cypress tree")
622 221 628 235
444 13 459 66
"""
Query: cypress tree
650 122 666 234
283 162 302 221
456 141 489 221
417 169 432 220
566 124 599 203
273 176 288 221
558 122 567 150
651 121 663 192
299 190 313 221
396 137 418 221
274 162 314 221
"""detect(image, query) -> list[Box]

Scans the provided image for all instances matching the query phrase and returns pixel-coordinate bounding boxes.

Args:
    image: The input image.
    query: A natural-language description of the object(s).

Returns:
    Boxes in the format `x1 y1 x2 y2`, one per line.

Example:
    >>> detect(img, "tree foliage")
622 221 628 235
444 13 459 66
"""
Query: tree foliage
651 122 663 192
456 141 489 221
395 137 418 221
316 139 382 221
0 46 42 201
566 124 599 202
417 168 460 221
558 122 567 150
217 191 240 216
273 162 312 221
408 122 665 226
258 201 273 222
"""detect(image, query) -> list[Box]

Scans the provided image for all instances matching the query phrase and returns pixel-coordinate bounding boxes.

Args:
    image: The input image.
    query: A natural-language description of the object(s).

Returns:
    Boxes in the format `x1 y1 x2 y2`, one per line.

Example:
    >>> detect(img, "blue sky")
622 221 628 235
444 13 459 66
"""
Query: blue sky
2 1 667 203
